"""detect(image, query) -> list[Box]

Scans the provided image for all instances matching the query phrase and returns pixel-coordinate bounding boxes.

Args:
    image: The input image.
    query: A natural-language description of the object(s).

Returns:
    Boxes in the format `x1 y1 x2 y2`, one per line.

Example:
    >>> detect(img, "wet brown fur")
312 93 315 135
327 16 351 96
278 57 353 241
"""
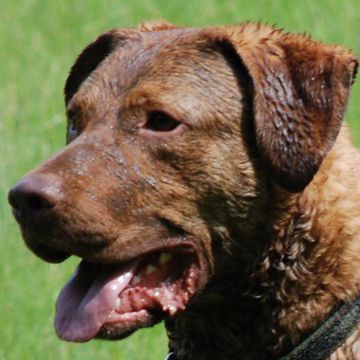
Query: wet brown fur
10 22 360 359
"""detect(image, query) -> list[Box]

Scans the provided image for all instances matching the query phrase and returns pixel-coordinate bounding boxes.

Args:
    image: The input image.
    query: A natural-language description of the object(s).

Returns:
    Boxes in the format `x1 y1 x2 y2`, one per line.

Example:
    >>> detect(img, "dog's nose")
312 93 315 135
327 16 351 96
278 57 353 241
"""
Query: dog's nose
8 173 63 220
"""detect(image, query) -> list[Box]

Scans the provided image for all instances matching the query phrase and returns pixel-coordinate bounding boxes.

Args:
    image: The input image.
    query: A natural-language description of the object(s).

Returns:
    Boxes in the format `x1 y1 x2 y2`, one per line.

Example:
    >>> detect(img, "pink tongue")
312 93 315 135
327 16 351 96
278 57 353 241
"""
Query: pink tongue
54 260 137 342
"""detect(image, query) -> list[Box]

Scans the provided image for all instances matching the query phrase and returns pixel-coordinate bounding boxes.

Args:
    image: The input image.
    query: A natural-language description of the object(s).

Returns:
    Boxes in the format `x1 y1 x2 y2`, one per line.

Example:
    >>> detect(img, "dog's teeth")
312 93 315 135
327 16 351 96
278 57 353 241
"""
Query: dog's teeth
168 305 177 315
132 275 142 285
145 264 157 275
116 298 121 309
163 304 177 315
159 252 172 265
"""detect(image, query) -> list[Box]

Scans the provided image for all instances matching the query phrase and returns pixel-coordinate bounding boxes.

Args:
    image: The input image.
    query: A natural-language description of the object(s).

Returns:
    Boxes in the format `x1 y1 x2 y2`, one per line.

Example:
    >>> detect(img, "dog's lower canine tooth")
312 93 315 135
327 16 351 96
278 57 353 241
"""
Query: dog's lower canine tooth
159 252 172 265
145 264 157 275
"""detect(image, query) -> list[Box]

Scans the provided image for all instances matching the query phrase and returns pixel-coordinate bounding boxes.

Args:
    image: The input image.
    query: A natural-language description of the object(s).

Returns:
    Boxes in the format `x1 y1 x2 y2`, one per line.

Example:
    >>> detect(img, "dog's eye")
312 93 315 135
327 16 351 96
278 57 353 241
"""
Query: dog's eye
67 112 79 141
145 111 180 132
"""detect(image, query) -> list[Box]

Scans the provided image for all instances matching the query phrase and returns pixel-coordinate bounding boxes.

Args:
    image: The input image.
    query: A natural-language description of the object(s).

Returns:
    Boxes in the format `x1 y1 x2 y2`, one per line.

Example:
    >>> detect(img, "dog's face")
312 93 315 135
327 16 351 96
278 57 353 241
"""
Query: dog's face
8 22 357 343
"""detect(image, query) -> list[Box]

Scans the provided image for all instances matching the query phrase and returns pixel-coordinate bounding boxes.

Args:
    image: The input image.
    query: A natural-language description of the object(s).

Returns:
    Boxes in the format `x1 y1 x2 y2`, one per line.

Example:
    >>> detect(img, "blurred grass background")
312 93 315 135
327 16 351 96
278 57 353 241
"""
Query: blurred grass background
0 0 359 359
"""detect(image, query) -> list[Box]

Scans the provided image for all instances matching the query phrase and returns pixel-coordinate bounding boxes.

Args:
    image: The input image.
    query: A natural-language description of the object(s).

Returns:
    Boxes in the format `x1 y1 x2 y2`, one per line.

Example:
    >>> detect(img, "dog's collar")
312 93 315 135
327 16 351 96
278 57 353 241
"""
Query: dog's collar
165 293 360 360
279 293 360 360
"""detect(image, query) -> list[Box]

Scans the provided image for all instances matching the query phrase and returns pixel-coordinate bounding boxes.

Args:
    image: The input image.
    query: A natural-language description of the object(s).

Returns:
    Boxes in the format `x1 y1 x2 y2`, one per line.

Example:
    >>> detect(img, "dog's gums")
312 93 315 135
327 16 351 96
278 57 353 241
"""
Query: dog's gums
55 248 201 342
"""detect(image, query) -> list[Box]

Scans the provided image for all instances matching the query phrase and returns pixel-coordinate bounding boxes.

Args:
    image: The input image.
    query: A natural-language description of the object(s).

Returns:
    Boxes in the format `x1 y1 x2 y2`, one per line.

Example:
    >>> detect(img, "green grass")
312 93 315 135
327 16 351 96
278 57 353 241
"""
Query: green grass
1 0 359 359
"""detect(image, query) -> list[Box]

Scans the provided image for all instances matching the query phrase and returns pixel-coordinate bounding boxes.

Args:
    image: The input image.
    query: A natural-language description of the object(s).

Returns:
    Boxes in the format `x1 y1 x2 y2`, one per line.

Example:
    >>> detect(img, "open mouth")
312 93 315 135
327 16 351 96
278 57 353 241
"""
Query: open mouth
54 246 201 342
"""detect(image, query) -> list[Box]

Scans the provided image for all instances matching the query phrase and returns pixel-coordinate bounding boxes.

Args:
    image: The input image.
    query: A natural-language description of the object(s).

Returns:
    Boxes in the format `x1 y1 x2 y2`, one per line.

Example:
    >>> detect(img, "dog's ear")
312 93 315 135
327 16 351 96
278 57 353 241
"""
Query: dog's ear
208 24 358 192
64 30 140 105
65 32 114 105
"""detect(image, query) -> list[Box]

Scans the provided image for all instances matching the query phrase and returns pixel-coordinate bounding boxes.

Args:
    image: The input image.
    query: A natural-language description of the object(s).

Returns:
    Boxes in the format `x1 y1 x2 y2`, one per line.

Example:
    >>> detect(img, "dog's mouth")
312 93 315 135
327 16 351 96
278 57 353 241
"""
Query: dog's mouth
54 245 201 342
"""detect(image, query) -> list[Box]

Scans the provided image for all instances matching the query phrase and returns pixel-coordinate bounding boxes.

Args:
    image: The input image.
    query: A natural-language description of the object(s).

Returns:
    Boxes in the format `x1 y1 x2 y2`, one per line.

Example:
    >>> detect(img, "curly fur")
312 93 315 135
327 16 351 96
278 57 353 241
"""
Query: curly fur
166 126 360 360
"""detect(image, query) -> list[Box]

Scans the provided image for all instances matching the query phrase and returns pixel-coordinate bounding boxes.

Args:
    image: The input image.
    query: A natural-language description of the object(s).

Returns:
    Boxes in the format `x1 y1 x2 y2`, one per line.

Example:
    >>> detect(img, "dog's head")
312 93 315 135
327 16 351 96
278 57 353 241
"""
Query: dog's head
8 22 357 343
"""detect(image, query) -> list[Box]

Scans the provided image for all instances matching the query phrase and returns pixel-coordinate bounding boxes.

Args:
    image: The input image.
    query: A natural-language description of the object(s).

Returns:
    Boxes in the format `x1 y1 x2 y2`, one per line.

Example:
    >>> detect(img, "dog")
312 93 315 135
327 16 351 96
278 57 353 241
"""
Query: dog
8 21 360 359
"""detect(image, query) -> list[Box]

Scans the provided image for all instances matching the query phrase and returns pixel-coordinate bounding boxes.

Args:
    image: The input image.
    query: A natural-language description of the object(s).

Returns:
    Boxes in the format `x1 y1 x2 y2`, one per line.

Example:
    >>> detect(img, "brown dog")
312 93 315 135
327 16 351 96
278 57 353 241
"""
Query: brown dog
8 21 360 359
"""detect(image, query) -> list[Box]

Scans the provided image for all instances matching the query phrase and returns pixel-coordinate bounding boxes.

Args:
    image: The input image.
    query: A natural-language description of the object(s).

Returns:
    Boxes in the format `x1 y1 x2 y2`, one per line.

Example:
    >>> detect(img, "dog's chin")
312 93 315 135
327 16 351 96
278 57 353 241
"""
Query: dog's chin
98 328 136 341
96 309 162 340
53 243 204 343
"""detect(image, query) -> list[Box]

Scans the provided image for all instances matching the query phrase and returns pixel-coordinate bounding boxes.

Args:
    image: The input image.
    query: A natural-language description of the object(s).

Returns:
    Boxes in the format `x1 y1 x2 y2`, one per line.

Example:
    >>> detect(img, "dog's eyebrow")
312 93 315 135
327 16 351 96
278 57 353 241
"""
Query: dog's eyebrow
65 100 83 118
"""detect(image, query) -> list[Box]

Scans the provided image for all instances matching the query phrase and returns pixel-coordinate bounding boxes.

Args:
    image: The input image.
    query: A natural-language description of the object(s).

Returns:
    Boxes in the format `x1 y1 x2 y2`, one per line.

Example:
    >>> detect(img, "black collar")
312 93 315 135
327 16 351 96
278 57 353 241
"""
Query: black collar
279 293 360 360
165 293 360 360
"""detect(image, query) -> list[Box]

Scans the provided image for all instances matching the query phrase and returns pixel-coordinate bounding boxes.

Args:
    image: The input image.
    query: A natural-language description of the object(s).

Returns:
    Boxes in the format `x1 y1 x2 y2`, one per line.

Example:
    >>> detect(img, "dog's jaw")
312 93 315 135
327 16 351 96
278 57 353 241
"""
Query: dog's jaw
54 245 203 342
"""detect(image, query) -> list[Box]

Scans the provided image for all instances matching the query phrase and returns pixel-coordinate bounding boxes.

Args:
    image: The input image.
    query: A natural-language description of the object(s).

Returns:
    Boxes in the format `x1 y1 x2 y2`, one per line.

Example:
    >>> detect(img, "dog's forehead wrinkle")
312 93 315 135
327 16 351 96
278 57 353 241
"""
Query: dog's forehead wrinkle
96 33 186 88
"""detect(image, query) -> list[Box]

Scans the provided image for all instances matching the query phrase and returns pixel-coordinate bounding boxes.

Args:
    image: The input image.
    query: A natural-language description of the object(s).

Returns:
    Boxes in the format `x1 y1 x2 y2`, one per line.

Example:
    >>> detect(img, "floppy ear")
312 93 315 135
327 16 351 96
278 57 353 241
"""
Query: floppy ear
64 29 140 105
210 24 358 192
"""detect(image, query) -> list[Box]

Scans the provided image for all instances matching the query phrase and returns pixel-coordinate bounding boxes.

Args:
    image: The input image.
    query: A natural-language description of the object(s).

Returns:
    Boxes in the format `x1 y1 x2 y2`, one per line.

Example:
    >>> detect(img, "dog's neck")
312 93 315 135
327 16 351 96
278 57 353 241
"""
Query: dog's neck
166 126 360 360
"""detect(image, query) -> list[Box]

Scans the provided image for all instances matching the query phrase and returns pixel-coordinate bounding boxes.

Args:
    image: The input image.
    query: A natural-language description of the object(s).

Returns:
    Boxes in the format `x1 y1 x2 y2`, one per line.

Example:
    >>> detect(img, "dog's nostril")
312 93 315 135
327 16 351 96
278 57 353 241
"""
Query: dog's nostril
8 174 63 218
26 193 55 212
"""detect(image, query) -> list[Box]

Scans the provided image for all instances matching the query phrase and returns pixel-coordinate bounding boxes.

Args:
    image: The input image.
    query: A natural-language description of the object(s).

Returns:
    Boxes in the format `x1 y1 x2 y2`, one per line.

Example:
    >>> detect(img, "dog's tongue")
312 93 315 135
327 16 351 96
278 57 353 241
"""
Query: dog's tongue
54 260 137 342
